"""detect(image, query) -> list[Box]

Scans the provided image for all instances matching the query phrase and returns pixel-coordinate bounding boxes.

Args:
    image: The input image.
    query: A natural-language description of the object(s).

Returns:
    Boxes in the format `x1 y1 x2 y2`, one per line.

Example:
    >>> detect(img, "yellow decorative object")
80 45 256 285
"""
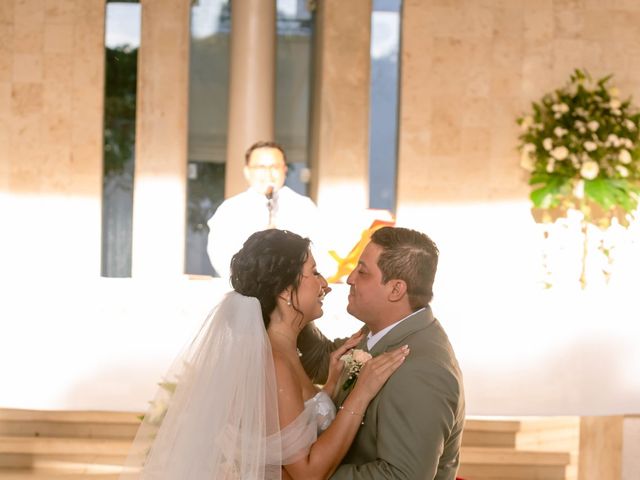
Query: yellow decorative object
327 218 395 283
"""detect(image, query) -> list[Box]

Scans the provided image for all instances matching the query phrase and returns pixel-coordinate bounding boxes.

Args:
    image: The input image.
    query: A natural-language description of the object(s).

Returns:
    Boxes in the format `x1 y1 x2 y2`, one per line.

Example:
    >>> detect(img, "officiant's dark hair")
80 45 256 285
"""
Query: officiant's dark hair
230 229 310 327
244 141 287 165
371 227 439 310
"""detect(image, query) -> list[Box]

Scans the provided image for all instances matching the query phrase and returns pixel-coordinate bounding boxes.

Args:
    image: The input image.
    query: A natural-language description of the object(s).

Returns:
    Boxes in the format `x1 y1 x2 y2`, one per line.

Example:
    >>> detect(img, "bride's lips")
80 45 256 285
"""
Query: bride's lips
318 286 331 302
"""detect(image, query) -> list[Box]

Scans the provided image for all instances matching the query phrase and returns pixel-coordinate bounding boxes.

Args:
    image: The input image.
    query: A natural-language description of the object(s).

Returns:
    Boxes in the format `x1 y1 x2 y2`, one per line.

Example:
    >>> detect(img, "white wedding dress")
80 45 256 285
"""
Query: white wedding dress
121 292 336 480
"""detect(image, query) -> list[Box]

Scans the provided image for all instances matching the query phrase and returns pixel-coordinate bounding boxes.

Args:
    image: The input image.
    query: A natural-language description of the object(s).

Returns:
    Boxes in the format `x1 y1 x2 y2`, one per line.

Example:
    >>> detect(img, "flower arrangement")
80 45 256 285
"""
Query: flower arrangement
517 69 640 287
340 349 372 391
138 380 176 425
518 69 640 223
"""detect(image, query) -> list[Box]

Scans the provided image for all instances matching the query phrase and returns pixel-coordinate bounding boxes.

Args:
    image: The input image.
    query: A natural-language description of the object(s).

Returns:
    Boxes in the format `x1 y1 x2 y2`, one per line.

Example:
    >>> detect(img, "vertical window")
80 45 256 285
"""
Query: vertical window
101 1 141 277
275 0 314 195
185 0 231 276
368 0 401 212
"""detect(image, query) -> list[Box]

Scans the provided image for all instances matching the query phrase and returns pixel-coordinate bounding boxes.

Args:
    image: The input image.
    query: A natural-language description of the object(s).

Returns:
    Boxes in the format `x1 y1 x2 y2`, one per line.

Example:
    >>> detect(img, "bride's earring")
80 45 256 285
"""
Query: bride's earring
286 298 292 306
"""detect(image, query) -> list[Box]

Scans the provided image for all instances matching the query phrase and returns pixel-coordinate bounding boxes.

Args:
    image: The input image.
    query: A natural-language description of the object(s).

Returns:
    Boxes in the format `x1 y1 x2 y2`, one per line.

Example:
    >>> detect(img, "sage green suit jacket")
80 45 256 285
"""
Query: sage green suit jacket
298 308 465 480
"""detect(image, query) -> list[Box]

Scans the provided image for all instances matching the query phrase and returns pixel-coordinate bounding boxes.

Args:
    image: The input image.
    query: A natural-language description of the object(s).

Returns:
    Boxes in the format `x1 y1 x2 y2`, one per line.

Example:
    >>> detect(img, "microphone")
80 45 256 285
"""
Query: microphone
265 185 275 228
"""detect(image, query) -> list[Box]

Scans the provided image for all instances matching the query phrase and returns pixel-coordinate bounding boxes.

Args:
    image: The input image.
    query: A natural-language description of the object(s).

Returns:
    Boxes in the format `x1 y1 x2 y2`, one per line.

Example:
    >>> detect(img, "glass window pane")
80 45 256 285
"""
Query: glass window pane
185 0 231 276
276 0 314 195
369 0 401 212
101 1 141 278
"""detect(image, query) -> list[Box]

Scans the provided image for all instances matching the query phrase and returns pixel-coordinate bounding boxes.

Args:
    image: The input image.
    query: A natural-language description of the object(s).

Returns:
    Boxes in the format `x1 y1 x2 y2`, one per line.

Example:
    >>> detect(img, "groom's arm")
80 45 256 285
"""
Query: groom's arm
331 363 462 479
297 322 346 384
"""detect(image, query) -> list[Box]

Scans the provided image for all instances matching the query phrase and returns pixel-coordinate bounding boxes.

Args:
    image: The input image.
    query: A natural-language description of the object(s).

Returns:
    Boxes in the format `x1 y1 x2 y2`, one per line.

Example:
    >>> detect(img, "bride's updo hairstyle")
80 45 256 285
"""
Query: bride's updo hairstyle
230 229 311 327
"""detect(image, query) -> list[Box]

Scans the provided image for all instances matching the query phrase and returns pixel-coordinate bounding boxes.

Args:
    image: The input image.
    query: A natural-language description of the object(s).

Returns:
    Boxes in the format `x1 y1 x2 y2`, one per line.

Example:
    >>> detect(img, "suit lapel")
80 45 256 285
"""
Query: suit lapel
335 309 433 406
369 307 434 356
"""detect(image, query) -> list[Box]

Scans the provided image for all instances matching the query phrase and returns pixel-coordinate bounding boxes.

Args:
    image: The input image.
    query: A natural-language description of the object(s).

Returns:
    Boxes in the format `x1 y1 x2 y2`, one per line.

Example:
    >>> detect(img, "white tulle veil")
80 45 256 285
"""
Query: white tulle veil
120 291 316 480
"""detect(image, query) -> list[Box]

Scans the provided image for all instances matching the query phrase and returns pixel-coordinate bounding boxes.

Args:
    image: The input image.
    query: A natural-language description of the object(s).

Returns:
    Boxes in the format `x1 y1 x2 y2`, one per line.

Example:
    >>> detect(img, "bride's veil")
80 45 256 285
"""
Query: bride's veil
120 291 283 479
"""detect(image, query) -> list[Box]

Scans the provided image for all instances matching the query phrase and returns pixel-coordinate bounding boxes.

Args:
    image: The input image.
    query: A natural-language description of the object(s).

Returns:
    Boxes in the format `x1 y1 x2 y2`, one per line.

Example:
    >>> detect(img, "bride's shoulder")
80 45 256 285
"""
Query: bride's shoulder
272 350 295 378
272 351 304 400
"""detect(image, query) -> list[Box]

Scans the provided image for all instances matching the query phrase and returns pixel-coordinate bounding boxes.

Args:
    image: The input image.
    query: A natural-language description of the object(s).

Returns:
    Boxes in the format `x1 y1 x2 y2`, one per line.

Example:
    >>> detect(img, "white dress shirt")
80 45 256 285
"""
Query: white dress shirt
207 186 330 277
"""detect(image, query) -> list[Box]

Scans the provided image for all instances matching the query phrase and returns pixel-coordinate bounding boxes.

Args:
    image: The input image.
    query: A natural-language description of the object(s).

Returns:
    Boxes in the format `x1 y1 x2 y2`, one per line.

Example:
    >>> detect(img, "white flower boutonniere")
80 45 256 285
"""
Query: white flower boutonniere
340 349 372 391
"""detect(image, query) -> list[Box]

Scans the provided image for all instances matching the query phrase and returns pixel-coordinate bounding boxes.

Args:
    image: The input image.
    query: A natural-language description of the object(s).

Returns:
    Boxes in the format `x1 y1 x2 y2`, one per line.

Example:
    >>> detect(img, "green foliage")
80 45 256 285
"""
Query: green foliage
104 46 138 176
517 69 640 226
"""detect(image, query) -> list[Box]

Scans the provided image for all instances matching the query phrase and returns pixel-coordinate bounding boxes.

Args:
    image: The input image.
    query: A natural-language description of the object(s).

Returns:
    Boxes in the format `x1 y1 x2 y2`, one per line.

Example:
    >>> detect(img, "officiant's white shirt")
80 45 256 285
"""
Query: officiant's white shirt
367 307 427 350
207 186 330 277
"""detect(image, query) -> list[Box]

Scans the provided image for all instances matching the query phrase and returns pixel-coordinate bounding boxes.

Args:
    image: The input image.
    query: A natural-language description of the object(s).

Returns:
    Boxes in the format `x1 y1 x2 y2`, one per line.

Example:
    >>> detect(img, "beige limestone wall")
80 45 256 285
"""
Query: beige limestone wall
396 0 640 205
309 0 371 213
131 0 190 278
1 0 105 277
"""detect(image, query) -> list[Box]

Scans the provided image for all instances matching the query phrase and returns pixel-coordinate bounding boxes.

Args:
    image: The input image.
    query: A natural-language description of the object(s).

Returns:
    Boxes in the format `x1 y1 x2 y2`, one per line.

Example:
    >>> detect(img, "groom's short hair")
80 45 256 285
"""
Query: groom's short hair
371 227 438 310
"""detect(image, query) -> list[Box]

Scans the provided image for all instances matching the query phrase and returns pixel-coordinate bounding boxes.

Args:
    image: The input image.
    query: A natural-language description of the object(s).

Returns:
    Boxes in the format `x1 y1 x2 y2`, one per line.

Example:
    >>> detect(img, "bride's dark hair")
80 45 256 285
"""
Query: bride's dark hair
230 229 311 327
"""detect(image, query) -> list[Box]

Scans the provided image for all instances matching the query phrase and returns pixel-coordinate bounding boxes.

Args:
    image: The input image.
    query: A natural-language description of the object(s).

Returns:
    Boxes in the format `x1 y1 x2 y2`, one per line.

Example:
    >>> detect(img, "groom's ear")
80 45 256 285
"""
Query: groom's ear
387 279 407 302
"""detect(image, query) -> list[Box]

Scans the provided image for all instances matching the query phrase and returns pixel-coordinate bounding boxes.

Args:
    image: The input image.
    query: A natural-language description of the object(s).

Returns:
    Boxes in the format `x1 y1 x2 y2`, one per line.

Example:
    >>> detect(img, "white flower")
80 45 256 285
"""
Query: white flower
554 127 568 138
610 98 622 109
519 144 537 171
616 165 630 178
573 179 585 199
587 121 599 132
622 138 633 149
580 160 600 180
552 103 570 113
575 107 588 117
146 399 169 425
606 134 621 147
352 349 372 364
624 119 637 131
550 146 569 160
584 141 598 152
340 349 372 390
619 149 632 164
520 152 535 172
612 108 622 116
543 138 553 151
546 159 555 173
609 87 620 98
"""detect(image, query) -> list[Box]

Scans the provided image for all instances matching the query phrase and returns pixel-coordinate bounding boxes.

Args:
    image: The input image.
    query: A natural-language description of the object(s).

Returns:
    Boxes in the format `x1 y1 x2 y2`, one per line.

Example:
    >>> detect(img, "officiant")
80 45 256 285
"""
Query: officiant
206 140 329 277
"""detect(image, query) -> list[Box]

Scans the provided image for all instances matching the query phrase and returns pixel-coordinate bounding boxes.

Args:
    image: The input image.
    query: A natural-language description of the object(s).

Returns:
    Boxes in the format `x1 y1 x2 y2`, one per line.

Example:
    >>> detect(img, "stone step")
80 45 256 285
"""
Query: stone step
0 410 140 425
459 447 572 480
0 437 131 456
0 472 120 479
462 418 520 448
0 409 141 441
0 453 127 470
0 409 579 479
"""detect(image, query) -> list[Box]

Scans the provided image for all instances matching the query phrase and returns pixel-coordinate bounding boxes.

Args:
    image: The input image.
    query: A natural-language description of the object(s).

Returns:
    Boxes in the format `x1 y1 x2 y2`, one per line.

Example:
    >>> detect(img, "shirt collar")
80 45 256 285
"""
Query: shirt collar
366 307 427 351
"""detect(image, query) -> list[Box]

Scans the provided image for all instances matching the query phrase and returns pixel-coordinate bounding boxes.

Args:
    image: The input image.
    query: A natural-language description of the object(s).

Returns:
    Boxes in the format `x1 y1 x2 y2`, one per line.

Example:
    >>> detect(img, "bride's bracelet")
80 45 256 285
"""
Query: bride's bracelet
338 405 365 425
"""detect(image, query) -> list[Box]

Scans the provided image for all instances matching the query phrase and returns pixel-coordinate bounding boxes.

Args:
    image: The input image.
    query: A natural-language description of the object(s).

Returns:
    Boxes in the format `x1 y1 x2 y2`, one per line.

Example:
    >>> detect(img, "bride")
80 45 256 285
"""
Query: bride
121 229 409 479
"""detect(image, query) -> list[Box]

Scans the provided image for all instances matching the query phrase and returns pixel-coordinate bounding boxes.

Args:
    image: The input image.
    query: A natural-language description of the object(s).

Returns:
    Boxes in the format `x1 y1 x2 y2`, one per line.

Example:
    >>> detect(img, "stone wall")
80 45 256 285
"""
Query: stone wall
1 0 105 277
397 0 640 205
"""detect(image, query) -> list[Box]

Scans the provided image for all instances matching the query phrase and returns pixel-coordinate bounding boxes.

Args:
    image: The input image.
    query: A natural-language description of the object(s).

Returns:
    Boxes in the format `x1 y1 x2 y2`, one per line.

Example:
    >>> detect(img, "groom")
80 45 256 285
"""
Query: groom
298 226 465 479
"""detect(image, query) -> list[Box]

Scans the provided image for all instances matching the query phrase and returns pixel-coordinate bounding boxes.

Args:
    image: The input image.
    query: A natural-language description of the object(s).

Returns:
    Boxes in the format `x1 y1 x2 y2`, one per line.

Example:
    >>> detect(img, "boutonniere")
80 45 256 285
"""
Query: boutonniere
340 349 372 391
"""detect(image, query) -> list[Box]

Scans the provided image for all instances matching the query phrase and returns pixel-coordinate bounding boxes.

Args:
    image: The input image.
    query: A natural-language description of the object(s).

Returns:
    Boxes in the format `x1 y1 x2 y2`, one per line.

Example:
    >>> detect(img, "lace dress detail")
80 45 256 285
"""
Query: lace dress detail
304 390 336 434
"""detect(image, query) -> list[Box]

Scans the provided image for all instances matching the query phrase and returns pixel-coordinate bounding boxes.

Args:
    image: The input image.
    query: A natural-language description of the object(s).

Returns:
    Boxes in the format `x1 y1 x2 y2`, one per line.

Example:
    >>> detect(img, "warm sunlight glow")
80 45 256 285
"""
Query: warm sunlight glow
1 198 638 415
